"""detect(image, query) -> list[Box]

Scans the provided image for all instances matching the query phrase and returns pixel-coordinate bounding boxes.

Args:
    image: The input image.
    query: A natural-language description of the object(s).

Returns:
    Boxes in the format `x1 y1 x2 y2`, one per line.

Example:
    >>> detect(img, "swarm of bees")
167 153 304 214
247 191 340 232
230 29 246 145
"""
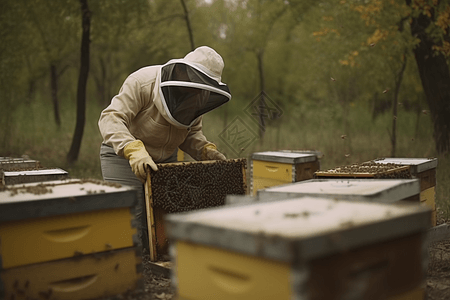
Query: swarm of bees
150 159 247 213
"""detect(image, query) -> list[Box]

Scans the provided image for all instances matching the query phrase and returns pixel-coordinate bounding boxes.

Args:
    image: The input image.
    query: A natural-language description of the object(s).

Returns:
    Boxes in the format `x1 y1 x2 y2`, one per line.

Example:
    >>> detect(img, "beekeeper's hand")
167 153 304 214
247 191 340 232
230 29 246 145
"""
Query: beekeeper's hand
124 140 158 183
202 144 226 161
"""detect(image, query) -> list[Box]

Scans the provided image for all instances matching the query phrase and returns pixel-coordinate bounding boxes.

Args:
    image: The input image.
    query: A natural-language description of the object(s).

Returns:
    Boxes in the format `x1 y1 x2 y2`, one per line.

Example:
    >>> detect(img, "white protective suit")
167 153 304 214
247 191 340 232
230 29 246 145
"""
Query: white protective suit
98 46 231 162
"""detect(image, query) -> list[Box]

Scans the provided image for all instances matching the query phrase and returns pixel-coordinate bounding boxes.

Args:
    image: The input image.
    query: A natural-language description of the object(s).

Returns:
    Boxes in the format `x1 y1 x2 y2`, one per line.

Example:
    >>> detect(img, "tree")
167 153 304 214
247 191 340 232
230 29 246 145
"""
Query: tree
406 0 450 153
22 0 79 127
312 0 450 154
180 0 196 51
67 0 91 163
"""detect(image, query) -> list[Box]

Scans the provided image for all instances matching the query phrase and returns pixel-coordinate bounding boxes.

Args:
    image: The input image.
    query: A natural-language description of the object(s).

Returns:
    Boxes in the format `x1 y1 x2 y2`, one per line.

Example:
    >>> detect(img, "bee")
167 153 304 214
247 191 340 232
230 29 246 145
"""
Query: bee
331 77 336 81
341 135 347 139
383 88 390 94
370 43 376 47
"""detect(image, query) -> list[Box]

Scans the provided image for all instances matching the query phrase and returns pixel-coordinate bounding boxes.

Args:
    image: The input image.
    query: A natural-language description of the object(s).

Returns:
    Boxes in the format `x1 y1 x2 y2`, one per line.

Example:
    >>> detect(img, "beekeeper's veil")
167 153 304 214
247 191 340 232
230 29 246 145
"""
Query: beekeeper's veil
159 46 231 127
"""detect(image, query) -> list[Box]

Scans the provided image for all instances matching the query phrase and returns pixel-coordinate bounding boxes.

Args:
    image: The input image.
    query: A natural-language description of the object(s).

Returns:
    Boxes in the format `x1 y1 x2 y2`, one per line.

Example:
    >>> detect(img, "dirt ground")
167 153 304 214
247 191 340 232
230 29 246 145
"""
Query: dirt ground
110 220 450 300
426 210 450 300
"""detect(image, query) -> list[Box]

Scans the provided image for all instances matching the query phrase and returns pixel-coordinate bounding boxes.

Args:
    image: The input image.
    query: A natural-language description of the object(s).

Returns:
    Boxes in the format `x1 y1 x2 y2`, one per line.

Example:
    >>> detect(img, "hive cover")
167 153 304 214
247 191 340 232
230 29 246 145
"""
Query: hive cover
0 179 137 222
373 158 438 173
258 178 420 203
252 151 317 164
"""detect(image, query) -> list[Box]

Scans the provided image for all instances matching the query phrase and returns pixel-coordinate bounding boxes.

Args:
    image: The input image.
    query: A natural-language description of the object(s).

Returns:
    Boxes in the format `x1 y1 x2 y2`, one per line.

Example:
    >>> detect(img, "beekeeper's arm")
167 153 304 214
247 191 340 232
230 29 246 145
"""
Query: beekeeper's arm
178 117 226 161
98 76 157 183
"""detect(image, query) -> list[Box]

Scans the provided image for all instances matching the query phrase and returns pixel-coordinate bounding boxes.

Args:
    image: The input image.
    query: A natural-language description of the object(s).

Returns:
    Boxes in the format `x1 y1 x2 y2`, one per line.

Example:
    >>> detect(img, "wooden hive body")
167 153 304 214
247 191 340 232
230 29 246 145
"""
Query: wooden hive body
166 197 431 300
0 157 40 171
250 151 320 196
0 179 143 300
372 158 438 226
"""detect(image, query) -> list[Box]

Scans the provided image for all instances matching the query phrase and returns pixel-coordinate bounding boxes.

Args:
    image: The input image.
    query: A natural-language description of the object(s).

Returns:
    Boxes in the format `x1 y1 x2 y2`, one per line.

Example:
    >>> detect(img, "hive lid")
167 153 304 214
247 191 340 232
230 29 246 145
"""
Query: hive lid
373 158 438 173
0 179 137 222
2 168 68 177
257 179 420 203
251 151 317 164
166 197 430 262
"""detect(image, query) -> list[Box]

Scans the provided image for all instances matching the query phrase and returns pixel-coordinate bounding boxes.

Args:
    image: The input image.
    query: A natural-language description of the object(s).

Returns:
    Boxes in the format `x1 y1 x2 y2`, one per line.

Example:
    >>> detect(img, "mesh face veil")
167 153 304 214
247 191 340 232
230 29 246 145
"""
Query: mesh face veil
160 62 231 127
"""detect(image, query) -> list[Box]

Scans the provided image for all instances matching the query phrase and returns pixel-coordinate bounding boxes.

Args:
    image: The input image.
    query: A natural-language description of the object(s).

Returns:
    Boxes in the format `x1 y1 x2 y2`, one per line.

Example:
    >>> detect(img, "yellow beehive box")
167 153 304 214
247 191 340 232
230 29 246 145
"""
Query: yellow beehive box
251 151 321 196
371 158 438 226
166 197 431 300
1 247 142 300
0 179 138 269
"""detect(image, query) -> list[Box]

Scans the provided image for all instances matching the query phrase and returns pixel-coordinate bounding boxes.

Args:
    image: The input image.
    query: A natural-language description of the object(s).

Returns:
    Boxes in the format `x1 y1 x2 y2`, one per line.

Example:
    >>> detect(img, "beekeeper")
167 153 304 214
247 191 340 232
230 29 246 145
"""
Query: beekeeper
98 46 231 248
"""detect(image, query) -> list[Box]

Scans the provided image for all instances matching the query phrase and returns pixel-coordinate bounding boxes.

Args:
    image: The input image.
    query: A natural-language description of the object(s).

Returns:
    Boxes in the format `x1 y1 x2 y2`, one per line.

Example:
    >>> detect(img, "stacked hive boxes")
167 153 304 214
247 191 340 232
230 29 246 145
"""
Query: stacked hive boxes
0 179 143 300
372 158 438 226
166 197 431 300
250 151 321 196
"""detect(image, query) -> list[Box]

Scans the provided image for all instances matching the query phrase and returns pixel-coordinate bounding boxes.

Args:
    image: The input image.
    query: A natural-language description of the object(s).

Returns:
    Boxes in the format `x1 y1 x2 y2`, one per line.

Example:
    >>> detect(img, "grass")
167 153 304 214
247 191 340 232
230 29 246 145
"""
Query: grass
1 96 449 220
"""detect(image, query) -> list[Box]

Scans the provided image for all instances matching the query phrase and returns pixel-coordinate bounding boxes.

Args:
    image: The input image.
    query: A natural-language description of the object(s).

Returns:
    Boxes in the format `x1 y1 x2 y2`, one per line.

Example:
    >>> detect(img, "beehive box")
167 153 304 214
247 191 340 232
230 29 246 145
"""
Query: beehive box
0 179 143 300
166 197 431 300
372 158 438 226
0 157 40 171
258 178 421 204
146 159 247 261
251 151 321 196
1 168 69 185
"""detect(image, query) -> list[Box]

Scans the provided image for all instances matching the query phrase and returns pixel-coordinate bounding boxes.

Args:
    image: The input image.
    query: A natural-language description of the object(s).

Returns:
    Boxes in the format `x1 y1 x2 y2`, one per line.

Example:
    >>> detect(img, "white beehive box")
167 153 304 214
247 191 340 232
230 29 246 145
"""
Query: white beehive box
257 178 420 203
1 168 69 185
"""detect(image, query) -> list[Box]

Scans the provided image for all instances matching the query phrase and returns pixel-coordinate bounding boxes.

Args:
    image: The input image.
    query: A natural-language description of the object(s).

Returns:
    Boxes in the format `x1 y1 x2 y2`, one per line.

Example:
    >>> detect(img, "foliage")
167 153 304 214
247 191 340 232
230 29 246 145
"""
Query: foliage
0 0 449 214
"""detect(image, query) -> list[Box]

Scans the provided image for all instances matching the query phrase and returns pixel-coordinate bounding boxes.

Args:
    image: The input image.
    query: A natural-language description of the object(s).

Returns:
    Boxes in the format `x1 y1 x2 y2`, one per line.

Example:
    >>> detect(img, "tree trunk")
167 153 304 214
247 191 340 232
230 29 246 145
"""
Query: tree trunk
50 63 61 127
180 0 195 51
94 56 108 107
257 49 266 142
67 0 91 163
391 53 407 157
407 1 450 154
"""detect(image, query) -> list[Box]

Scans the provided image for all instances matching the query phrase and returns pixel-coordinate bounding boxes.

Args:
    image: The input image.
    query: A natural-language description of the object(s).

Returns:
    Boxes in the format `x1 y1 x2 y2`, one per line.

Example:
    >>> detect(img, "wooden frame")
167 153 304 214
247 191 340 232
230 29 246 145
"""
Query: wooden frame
144 159 247 262
145 170 157 262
